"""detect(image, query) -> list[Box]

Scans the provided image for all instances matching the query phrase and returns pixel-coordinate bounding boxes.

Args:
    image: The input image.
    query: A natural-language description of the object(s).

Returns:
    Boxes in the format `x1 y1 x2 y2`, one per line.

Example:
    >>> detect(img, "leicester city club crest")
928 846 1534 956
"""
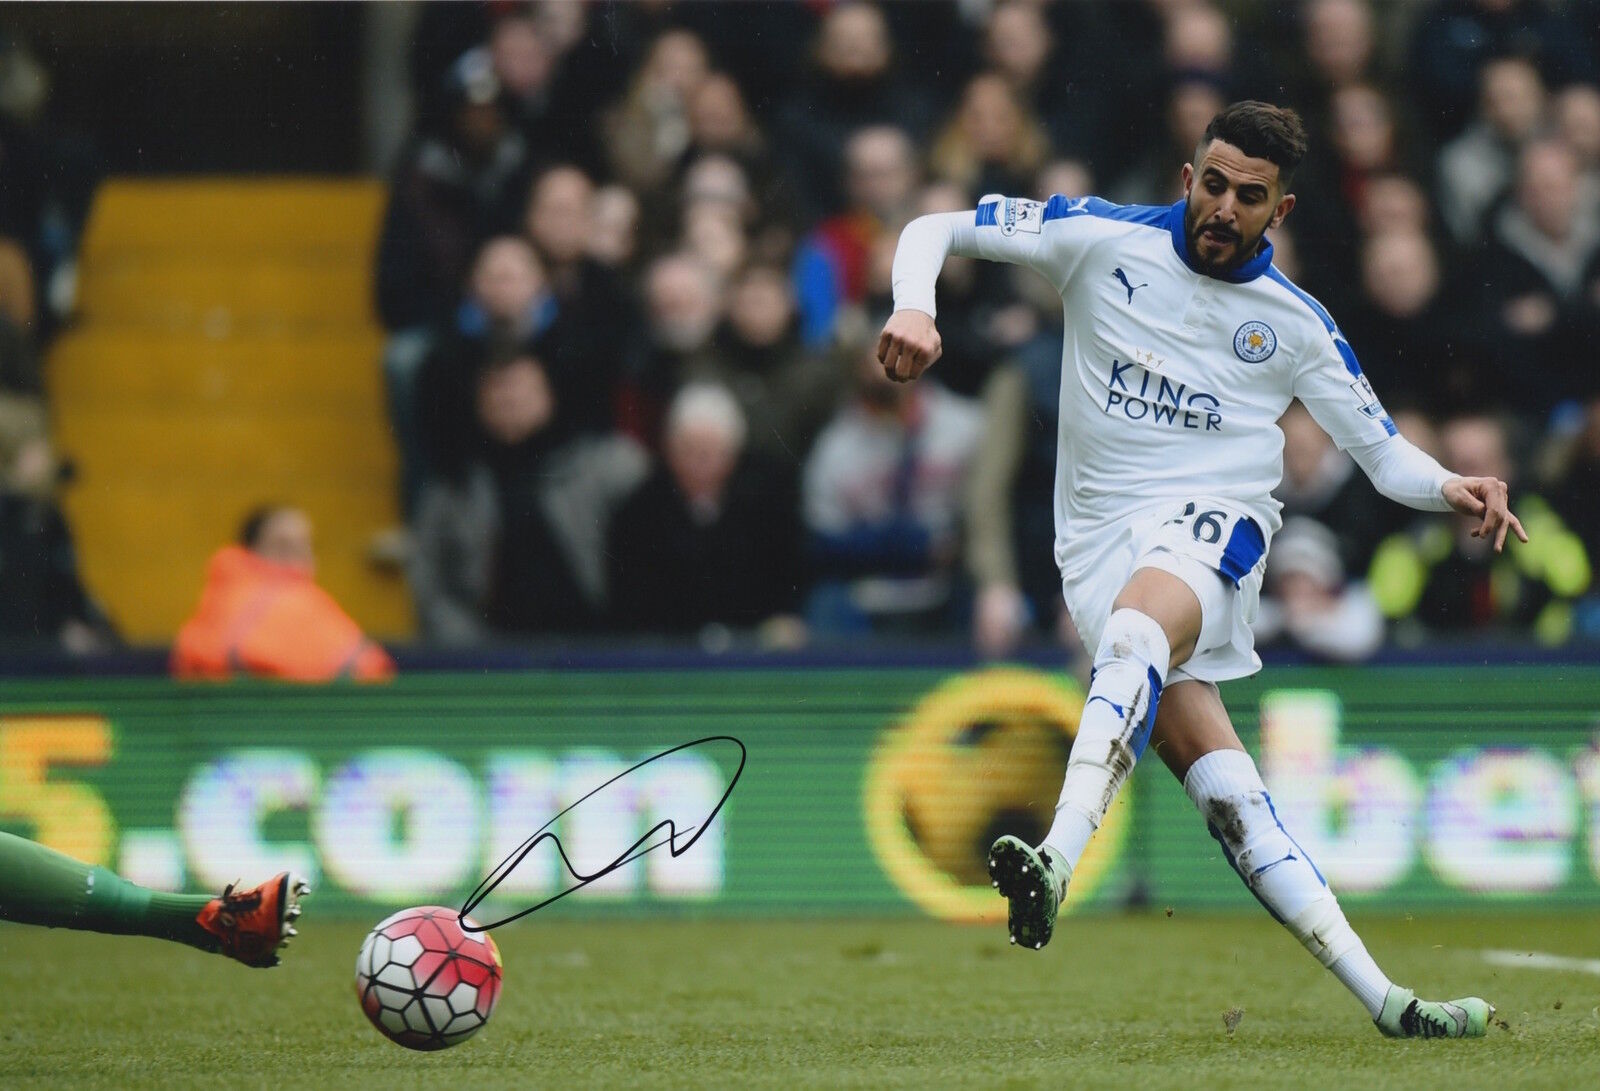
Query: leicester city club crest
1233 320 1277 363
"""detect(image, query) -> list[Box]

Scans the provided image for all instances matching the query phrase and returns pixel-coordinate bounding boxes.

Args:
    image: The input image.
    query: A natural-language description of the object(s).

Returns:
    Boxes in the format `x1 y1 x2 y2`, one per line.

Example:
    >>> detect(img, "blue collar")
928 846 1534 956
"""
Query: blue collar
1164 199 1274 283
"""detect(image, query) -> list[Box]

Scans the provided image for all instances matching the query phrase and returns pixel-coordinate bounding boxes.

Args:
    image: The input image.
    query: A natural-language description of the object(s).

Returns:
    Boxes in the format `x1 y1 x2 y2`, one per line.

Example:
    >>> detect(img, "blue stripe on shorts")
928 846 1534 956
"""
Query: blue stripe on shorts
1218 517 1266 586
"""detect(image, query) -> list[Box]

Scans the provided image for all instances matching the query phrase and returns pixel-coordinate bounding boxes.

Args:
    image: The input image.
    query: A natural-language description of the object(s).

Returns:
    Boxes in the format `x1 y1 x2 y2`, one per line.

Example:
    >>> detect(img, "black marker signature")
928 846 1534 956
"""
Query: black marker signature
459 735 746 930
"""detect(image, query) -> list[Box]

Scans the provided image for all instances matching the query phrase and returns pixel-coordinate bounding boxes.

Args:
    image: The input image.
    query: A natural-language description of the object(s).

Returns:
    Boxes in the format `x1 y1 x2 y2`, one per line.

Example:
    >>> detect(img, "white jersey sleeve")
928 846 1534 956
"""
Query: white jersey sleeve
891 195 1101 315
1289 317 1395 451
1347 435 1455 511
1287 293 1454 511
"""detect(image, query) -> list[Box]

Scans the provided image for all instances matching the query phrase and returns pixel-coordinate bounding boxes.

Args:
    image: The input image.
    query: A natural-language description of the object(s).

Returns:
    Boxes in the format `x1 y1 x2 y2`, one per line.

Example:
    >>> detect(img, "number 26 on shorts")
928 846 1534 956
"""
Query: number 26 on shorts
1166 502 1235 545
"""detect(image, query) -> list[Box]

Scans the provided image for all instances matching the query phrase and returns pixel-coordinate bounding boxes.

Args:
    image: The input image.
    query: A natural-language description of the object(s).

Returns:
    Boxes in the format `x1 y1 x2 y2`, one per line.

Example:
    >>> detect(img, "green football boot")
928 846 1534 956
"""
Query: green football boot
1376 986 1494 1039
987 835 1069 951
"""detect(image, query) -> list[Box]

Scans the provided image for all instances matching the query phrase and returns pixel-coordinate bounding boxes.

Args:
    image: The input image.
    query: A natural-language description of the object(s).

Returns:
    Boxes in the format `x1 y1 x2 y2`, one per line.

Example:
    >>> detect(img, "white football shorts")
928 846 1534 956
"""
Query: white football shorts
1059 497 1269 684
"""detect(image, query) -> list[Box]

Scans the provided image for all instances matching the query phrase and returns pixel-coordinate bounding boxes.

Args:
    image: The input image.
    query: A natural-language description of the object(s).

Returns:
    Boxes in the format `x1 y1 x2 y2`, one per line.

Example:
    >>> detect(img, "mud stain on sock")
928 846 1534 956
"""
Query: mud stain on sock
1206 798 1247 848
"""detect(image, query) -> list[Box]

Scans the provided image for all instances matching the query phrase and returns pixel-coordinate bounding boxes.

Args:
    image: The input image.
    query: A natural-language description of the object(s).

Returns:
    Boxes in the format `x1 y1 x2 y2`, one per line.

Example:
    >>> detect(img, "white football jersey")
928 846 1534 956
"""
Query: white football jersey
953 195 1399 572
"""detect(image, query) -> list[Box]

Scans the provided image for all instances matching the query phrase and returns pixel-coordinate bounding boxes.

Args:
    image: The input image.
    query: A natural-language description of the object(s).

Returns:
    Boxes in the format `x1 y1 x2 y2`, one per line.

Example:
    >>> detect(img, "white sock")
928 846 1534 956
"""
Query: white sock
1184 749 1394 1020
1041 609 1169 873
1328 947 1393 1018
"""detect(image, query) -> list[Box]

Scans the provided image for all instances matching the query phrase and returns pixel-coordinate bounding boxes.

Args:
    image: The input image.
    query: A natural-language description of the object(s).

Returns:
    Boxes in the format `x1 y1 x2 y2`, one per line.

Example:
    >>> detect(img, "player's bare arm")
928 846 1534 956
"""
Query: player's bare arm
877 309 941 383
1443 475 1529 552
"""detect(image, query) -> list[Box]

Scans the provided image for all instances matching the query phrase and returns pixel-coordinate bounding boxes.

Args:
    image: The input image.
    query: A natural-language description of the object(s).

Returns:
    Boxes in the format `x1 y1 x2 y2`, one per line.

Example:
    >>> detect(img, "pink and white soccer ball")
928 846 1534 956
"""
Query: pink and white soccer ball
355 906 503 1051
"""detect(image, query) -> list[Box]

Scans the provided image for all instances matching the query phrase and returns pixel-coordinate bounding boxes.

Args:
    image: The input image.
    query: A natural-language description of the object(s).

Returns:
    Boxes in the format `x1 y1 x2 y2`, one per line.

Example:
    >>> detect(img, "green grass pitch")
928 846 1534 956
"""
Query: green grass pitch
2 911 1596 1089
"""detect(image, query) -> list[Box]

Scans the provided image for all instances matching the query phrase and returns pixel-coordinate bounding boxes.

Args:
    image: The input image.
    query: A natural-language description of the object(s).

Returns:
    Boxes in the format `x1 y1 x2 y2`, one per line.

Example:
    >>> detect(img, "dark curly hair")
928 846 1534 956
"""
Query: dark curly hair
1198 101 1309 187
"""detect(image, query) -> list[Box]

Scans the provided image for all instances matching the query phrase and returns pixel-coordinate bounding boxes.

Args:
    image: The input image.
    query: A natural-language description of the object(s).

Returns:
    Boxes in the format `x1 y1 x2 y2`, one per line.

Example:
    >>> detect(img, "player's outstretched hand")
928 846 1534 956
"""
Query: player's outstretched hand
877 309 942 383
1443 476 1529 552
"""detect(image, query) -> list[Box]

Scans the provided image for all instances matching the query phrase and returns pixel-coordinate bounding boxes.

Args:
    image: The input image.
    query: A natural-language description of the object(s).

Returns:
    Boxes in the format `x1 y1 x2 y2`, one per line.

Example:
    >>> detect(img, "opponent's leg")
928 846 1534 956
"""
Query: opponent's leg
989 567 1198 948
0 830 308 967
1152 683 1492 1039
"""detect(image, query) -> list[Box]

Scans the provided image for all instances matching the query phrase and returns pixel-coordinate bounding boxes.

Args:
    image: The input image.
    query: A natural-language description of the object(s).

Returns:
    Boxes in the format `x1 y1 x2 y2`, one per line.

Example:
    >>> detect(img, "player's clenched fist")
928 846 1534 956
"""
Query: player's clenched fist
877 309 942 383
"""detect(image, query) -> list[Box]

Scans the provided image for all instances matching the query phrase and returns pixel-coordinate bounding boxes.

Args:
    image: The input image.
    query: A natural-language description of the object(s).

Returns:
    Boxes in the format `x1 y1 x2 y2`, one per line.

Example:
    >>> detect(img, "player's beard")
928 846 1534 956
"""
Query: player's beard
1183 199 1267 276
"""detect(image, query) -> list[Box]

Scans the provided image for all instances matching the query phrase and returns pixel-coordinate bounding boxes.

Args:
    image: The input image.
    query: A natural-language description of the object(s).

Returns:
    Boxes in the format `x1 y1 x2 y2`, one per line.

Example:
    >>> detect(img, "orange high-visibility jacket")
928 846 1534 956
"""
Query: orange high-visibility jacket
172 546 396 682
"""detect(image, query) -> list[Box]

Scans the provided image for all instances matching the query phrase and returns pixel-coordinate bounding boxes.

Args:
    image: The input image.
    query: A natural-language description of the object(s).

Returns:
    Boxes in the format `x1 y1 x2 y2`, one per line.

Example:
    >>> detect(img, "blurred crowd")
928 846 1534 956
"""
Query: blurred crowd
372 0 1600 661
0 32 113 656
4 0 1600 664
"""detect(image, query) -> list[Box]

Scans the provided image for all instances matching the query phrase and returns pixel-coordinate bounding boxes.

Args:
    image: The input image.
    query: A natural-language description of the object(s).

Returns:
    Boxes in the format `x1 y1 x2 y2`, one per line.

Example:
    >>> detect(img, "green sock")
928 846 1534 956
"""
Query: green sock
0 831 218 953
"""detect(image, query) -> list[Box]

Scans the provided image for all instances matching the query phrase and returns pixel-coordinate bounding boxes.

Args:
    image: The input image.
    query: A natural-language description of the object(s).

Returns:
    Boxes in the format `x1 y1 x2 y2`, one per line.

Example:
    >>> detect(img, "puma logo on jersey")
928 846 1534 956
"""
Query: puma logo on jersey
1112 267 1148 304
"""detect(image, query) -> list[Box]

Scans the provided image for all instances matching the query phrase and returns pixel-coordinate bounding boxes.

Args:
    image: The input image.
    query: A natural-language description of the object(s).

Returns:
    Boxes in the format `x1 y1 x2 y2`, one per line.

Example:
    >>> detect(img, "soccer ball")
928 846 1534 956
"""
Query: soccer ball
355 906 503 1051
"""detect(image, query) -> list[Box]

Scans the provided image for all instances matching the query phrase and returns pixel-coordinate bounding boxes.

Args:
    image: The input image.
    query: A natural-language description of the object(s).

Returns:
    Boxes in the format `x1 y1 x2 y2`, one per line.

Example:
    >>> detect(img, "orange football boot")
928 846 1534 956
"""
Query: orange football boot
196 872 310 968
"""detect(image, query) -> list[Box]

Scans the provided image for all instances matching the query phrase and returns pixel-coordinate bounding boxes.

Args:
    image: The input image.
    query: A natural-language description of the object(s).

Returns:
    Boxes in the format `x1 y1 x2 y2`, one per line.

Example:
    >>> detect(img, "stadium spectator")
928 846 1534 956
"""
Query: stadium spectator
1340 231 1490 414
32 0 1600 668
375 48 535 515
1407 0 1595 141
375 48 531 334
964 334 1067 658
802 332 983 636
1266 222 1303 282
1368 414 1590 645
0 35 99 345
1544 392 1600 555
680 73 771 190
1111 75 1228 205
410 235 560 504
929 74 1051 205
608 383 802 638
1356 172 1434 238
629 253 726 445
0 237 44 456
1275 402 1405 578
658 2 823 122
523 163 644 432
1160 0 1236 82
172 507 393 681
1578 0 1600 63
0 423 114 655
1474 138 1600 417
793 125 920 348
978 2 1106 161
1292 82 1414 303
1543 393 1600 642
666 154 763 272
488 14 550 110
1302 0 1376 95
603 28 711 197
680 192 749 284
1576 230 1600 393
522 163 596 296
458 235 557 349
1036 159 1096 206
1390 407 1445 460
692 263 841 469
983 2 1066 139
1329 83 1409 189
588 184 641 270
411 353 647 641
1436 56 1547 247
775 2 937 222
0 238 39 372
484 12 594 170
408 457 497 647
1253 517 1385 662
678 153 759 231
1555 83 1600 182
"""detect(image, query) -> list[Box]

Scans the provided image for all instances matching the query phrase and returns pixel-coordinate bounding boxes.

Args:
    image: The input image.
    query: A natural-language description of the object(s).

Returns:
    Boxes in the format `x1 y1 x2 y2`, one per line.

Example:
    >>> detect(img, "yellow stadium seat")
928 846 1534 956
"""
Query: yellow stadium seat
48 180 411 643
